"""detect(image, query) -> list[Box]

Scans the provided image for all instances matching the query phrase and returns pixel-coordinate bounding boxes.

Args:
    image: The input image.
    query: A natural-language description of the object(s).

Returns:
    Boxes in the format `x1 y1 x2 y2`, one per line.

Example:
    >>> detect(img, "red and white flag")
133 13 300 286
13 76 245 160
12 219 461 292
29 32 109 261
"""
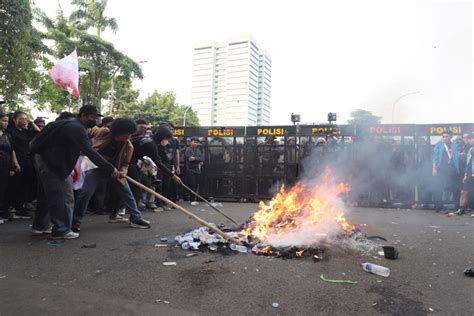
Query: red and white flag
49 50 80 97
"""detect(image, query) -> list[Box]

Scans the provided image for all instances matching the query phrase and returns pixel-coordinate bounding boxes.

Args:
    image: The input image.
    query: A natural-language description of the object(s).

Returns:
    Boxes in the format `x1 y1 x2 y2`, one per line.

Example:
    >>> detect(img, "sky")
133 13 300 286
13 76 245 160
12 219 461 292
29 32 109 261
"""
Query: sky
34 0 473 125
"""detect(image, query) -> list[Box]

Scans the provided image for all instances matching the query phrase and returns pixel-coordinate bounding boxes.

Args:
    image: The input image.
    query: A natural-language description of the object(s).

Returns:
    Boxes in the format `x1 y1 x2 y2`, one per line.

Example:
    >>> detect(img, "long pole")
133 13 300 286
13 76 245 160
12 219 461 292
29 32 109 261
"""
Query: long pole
183 106 192 127
125 176 242 245
180 183 239 225
391 91 420 123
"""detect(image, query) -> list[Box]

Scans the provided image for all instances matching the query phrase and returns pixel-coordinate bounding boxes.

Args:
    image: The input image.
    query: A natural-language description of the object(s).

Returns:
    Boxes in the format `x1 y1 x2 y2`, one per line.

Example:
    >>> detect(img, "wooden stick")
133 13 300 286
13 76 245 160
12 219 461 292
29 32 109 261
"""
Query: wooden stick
180 183 239 225
125 176 242 245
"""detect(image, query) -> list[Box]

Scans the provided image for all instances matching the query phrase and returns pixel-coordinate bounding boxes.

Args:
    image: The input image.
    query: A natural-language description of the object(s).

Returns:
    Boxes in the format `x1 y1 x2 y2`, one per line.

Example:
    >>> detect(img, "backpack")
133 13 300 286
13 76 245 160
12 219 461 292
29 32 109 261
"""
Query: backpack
29 119 74 154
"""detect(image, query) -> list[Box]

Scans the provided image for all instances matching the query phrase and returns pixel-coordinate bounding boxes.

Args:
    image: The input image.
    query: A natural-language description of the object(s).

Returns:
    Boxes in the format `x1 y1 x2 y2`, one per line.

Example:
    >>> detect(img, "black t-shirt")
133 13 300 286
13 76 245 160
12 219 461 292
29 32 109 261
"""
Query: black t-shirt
6 126 37 165
0 131 13 168
98 139 123 164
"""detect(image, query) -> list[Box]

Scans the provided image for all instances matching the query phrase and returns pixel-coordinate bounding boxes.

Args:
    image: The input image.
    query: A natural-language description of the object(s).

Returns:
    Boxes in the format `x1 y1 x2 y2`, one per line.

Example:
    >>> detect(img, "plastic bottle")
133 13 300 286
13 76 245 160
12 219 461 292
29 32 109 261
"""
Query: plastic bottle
360 263 390 277
230 244 248 253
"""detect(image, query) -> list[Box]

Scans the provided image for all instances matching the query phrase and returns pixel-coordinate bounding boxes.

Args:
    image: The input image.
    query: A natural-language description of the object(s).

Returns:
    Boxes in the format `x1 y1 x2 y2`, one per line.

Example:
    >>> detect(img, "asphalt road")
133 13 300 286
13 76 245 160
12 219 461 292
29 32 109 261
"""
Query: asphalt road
0 203 473 315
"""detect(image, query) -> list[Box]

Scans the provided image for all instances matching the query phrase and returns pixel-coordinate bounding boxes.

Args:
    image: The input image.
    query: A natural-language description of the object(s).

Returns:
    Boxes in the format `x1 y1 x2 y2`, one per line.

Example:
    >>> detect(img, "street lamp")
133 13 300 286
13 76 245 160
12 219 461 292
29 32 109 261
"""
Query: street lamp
391 91 420 123
183 106 192 127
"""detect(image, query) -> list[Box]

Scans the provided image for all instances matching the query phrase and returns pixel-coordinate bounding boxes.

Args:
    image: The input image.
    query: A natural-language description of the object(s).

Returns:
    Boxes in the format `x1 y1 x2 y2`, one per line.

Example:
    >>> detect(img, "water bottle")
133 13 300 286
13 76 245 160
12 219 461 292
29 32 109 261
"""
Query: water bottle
230 244 248 253
361 263 390 277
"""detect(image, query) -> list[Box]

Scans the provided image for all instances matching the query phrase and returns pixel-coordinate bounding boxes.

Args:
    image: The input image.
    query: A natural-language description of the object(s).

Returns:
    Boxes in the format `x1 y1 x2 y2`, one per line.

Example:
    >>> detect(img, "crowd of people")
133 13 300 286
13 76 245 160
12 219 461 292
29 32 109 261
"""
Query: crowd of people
0 105 205 239
0 107 473 239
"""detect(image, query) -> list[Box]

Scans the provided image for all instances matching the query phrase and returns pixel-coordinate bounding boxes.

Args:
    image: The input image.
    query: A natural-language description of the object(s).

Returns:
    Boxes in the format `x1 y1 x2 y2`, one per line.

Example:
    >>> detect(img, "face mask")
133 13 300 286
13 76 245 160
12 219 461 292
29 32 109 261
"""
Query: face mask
85 119 97 128
160 139 169 146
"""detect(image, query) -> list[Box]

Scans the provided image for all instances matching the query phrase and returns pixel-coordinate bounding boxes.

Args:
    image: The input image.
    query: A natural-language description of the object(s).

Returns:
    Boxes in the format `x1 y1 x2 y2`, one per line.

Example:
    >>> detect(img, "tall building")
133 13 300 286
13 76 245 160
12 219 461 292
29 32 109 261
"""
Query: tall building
191 36 272 126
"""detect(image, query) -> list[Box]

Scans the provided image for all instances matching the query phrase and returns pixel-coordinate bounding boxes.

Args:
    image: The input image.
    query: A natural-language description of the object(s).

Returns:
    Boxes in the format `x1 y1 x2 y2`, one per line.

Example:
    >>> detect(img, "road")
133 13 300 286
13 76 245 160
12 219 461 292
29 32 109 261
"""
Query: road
1 203 473 315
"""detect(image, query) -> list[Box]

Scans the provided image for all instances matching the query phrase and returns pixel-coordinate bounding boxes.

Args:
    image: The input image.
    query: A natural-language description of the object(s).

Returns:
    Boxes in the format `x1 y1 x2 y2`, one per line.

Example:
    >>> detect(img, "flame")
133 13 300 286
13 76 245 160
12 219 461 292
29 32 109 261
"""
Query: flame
241 168 355 247
296 250 304 257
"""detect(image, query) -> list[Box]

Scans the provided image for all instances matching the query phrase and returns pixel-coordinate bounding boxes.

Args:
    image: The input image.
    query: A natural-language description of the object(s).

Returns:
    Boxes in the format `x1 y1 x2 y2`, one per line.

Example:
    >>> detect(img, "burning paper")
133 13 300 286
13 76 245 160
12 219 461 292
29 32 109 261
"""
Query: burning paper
242 168 355 248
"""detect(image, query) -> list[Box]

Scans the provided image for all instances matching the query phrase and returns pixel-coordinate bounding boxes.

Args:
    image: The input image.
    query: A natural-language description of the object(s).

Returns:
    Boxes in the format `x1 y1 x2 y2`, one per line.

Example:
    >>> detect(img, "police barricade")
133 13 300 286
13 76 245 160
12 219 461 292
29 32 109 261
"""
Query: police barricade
172 123 473 204
244 126 295 199
352 125 417 208
173 126 245 201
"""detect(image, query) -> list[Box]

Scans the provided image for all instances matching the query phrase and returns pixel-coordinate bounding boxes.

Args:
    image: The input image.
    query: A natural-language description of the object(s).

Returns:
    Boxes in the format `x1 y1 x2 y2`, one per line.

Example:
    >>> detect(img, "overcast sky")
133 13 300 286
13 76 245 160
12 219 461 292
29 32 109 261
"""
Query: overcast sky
35 0 473 125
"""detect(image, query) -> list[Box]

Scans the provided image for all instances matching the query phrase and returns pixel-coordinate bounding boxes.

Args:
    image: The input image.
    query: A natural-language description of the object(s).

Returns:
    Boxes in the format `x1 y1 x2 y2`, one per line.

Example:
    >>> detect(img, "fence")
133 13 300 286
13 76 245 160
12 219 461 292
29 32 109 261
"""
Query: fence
174 123 474 205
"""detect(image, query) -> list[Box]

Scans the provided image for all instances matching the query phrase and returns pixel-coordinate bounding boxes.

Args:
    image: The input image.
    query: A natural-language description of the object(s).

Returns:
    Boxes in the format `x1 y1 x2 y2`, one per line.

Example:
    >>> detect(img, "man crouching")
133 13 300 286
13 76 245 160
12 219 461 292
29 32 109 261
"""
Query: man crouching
73 118 151 233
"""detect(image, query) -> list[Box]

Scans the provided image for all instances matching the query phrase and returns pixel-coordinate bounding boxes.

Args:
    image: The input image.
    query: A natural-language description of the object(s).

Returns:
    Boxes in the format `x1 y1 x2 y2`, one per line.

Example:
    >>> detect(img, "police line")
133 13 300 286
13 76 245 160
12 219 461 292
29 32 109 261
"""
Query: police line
172 123 474 138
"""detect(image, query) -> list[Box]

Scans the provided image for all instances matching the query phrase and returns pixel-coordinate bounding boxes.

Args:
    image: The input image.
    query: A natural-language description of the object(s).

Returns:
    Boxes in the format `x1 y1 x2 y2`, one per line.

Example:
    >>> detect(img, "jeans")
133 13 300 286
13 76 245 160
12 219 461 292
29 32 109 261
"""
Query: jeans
73 169 143 226
33 155 74 236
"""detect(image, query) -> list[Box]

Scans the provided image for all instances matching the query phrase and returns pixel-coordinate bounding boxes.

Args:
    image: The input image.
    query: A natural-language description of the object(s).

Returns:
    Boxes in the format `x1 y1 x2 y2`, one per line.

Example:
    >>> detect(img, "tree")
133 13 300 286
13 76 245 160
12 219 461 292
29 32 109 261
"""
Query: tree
347 109 382 125
0 0 44 110
35 4 143 111
70 0 118 37
116 90 200 126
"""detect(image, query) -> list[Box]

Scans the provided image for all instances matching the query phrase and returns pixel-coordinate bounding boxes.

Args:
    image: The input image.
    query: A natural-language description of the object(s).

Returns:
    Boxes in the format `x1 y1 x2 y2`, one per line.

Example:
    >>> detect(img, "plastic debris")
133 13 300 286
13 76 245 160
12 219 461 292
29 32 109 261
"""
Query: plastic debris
186 253 197 257
320 274 358 284
372 303 378 307
271 302 280 308
428 308 434 312
160 237 168 242
162 262 177 266
189 241 201 250
230 244 248 253
81 244 96 248
47 241 63 248
154 244 168 247
190 201 199 206
464 267 474 277
361 263 390 277
211 202 223 207
377 251 385 256
382 246 399 260
0 275 6 279
163 301 170 304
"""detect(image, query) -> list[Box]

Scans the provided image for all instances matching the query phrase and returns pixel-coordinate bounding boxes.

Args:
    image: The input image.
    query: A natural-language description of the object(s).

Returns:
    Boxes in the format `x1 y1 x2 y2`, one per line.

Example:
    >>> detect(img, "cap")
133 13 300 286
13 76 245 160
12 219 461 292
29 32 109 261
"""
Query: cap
79 105 103 117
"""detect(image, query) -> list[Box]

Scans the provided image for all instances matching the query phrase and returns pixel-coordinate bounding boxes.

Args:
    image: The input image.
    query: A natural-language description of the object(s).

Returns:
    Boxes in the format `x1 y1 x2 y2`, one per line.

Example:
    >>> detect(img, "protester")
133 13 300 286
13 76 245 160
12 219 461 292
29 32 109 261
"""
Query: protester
455 132 474 215
33 117 46 130
73 118 151 232
432 130 460 212
129 124 183 211
56 111 76 121
6 111 40 219
100 116 115 128
30 105 121 239
0 113 21 221
184 137 203 203
159 122 180 204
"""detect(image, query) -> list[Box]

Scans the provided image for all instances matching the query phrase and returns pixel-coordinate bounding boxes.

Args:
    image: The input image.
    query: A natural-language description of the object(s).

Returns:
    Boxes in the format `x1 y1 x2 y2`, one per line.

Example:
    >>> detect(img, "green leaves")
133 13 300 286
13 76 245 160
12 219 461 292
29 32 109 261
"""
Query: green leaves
0 0 38 110
348 109 382 125
116 90 200 127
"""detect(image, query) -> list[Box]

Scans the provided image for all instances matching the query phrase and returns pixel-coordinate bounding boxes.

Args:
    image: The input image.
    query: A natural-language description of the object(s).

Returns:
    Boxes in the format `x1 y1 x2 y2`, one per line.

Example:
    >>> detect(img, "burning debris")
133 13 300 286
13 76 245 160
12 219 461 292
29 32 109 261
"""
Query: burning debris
174 169 378 259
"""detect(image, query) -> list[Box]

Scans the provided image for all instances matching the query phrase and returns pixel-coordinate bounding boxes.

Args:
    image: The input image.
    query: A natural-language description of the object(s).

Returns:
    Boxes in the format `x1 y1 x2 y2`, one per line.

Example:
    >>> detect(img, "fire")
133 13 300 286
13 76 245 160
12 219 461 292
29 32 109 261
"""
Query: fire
241 168 356 247
296 250 304 257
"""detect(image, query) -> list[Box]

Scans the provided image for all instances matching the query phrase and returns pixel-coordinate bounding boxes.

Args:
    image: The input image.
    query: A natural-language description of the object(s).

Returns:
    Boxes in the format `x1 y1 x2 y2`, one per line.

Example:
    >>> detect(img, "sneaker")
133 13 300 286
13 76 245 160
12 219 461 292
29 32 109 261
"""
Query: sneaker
31 228 52 235
11 211 33 220
72 224 81 233
151 207 164 213
146 202 158 210
51 231 79 240
108 215 129 223
454 209 466 216
129 218 151 229
118 208 126 216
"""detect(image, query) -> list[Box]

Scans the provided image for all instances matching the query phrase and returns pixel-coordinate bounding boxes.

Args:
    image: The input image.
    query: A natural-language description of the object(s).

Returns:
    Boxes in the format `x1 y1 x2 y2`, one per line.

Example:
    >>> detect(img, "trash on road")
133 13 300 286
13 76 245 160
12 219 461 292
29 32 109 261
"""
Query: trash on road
186 253 197 257
154 244 168 247
320 274 358 284
190 201 199 206
361 263 390 277
47 241 63 248
230 244 248 253
382 246 399 259
160 237 168 242
0 275 6 279
162 262 177 266
366 236 388 241
271 302 280 308
464 267 474 277
81 244 96 248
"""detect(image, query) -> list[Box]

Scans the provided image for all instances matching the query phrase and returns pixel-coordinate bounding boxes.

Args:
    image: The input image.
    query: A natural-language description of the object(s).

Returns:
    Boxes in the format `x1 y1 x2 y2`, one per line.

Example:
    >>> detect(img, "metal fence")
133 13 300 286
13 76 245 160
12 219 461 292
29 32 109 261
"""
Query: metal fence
174 123 474 205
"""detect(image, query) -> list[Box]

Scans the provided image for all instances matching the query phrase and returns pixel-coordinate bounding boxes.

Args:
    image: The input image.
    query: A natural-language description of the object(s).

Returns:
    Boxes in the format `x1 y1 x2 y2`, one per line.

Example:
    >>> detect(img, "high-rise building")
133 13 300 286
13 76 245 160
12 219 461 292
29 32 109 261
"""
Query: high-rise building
191 36 272 126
